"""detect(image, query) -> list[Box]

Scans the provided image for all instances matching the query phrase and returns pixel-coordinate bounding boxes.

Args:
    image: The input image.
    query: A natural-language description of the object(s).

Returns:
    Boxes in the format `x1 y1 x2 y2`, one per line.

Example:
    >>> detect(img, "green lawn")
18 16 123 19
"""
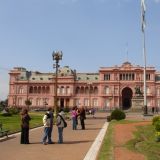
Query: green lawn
98 120 160 160
0 112 44 134
126 124 160 160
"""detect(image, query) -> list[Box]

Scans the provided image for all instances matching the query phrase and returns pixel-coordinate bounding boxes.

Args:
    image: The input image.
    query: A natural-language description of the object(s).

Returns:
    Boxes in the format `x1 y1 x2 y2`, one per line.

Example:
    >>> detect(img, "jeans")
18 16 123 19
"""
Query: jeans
58 127 63 143
42 127 50 143
48 127 53 143
72 117 77 130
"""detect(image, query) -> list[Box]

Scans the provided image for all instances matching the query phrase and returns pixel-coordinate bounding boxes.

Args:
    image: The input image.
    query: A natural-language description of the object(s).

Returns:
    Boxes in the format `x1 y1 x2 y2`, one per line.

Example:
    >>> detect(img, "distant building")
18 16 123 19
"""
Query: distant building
8 62 160 110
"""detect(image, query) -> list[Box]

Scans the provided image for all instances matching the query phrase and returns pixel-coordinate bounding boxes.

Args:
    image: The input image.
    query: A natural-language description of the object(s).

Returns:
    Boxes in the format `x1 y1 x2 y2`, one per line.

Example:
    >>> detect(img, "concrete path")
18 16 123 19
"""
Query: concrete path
0 112 107 160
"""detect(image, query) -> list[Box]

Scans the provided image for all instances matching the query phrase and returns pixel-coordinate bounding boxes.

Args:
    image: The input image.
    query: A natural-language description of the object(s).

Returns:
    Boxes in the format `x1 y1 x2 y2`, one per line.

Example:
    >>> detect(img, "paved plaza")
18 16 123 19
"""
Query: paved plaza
0 112 154 160
0 112 107 160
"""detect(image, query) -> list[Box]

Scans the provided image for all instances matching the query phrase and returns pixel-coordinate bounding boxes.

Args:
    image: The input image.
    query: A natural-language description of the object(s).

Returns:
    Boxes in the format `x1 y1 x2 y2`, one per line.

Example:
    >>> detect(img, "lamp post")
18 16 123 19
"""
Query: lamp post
52 51 63 116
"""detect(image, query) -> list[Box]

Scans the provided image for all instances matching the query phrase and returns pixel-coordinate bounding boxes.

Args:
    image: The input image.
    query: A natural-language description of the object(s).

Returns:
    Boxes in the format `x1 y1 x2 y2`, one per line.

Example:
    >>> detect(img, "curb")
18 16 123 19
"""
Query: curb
83 122 109 160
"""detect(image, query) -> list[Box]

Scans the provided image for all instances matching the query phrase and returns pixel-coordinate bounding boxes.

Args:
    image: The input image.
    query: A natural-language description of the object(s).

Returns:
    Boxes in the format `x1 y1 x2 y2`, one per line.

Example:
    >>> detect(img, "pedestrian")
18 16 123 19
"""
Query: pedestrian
47 107 54 144
71 106 77 130
42 110 51 145
56 108 66 144
79 107 86 130
20 108 31 144
91 107 96 118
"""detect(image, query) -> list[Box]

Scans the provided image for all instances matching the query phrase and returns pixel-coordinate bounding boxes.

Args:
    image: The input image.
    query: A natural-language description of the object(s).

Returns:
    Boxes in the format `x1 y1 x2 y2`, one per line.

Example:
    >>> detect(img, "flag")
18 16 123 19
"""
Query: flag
141 0 146 32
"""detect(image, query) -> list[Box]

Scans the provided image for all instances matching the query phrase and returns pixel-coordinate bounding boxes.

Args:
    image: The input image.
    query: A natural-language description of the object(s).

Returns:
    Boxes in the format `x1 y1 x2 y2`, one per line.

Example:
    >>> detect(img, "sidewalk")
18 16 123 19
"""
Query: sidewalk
0 112 107 160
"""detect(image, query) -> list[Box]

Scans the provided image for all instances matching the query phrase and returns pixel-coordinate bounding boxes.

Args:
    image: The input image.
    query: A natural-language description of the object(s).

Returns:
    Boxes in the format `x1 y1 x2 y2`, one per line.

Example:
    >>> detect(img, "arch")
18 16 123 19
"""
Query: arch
46 86 50 94
29 86 33 93
122 87 133 110
94 86 98 94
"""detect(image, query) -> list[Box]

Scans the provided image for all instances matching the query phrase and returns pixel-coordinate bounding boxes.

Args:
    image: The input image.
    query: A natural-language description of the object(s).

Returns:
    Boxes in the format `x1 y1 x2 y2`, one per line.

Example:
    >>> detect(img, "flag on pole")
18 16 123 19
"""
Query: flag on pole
141 0 146 32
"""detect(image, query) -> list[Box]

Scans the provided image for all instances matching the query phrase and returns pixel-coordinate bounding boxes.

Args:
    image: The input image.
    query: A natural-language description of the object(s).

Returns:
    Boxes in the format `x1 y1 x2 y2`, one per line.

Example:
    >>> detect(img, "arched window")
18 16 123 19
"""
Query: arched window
42 86 45 94
93 98 98 107
81 87 84 94
29 86 33 93
34 86 37 94
57 87 60 94
94 87 98 94
61 86 65 94
104 86 109 94
46 86 50 94
85 87 89 94
75 87 80 94
84 98 89 107
18 97 24 106
19 86 24 94
66 86 70 94
38 86 41 94
36 98 41 106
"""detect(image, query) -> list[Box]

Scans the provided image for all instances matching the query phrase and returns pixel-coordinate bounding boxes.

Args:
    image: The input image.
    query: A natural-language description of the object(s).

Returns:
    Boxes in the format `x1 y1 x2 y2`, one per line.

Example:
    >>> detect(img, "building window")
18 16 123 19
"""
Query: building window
84 98 89 106
157 88 160 96
36 98 41 106
119 73 135 81
105 99 110 107
19 86 24 94
147 87 150 94
18 97 24 106
146 74 150 80
61 86 65 94
75 99 80 106
93 99 98 107
104 74 110 80
66 86 70 94
104 86 110 94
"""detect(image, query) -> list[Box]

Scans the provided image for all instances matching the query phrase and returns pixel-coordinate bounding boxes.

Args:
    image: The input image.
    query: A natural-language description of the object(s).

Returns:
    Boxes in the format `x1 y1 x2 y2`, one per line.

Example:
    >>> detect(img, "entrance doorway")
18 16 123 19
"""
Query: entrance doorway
122 87 133 110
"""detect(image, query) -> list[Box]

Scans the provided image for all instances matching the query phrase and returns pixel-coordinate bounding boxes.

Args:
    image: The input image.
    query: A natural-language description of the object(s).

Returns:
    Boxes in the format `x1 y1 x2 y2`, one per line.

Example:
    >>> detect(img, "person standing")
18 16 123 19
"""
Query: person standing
56 108 66 144
71 106 77 130
79 107 86 130
42 110 51 145
20 108 31 144
47 107 54 144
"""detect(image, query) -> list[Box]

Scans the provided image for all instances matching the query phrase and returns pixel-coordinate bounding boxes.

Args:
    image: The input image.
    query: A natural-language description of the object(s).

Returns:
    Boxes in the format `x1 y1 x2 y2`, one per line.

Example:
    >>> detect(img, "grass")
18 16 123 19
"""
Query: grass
97 122 113 160
98 120 160 160
126 124 160 160
0 112 44 134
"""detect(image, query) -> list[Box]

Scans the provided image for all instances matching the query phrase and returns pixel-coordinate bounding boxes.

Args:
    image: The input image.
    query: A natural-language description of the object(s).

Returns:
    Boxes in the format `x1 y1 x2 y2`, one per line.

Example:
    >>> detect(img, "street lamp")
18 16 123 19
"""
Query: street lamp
52 51 63 115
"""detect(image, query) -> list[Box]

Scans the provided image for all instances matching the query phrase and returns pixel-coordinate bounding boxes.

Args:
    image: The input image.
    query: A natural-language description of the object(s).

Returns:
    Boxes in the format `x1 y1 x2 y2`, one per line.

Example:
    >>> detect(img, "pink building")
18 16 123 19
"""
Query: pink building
8 61 160 111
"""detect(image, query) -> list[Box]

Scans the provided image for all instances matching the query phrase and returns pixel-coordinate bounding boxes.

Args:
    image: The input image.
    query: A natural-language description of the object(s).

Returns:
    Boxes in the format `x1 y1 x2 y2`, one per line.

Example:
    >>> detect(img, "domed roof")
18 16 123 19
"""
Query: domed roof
58 66 74 76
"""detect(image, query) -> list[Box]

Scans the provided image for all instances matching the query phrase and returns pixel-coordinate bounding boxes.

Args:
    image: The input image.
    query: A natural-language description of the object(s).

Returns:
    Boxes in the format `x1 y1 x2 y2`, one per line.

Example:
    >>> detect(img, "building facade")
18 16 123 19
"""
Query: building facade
8 61 160 111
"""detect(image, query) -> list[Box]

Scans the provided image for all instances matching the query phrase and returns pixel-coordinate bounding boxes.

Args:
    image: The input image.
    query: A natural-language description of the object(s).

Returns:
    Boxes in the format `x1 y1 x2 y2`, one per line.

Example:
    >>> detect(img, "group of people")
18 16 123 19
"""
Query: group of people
20 106 87 145
20 107 66 145
71 106 86 130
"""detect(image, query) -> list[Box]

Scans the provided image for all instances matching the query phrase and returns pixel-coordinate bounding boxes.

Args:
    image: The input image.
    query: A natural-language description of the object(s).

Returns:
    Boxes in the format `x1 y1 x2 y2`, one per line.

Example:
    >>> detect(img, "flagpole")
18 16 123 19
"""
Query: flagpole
141 0 147 114
143 27 147 114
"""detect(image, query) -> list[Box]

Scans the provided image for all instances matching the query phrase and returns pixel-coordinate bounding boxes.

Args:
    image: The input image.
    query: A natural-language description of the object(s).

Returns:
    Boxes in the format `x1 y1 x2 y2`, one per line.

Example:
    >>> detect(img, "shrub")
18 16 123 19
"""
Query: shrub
110 109 126 120
9 107 20 115
106 115 111 122
155 120 160 132
152 116 160 125
1 112 12 117
63 107 70 113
